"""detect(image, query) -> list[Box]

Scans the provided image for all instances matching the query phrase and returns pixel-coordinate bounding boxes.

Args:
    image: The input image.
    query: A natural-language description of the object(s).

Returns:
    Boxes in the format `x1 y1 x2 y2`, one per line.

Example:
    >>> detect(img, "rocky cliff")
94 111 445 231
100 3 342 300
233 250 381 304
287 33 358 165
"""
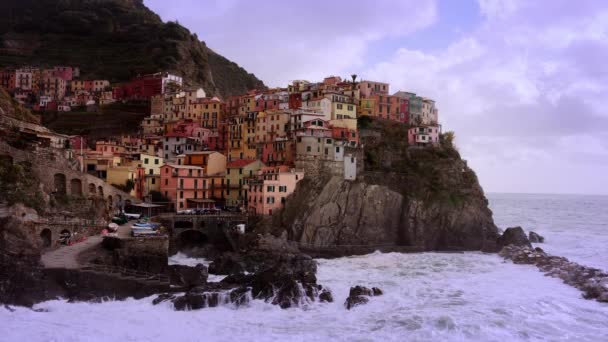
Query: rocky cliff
0 0 265 97
272 119 499 253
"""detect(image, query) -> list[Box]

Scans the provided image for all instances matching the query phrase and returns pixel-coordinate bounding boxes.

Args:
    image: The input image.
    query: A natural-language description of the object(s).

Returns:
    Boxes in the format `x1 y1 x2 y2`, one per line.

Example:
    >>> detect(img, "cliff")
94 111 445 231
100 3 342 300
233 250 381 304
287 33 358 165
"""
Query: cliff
272 119 499 253
0 0 265 97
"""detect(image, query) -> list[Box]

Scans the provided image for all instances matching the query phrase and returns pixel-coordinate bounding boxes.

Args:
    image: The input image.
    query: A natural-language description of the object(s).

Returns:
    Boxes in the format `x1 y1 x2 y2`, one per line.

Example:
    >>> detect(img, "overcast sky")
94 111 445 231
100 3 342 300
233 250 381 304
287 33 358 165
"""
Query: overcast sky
145 0 608 195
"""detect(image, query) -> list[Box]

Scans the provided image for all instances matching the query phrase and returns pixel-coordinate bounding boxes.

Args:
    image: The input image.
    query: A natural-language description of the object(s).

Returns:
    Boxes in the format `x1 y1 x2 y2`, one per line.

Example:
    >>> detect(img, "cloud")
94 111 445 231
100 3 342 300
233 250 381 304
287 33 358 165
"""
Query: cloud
145 0 438 86
364 0 608 194
145 0 608 194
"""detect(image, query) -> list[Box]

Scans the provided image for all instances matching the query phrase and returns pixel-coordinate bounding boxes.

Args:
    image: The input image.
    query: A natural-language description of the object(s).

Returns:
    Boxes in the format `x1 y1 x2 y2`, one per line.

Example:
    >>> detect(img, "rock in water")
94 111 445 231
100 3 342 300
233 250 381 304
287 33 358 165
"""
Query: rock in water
168 264 208 288
218 252 327 309
528 231 545 243
344 285 383 310
497 227 531 248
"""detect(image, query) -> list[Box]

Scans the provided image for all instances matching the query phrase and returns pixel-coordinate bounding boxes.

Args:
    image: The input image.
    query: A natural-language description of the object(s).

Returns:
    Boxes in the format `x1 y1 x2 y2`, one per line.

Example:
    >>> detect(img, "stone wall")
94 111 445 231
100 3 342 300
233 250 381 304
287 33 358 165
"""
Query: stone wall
102 236 169 274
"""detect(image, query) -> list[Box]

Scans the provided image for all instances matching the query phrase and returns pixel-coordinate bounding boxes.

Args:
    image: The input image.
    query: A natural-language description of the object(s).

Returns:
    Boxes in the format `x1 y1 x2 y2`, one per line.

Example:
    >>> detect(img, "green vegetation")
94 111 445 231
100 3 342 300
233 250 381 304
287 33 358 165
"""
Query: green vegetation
112 179 134 193
0 159 45 212
41 101 149 138
0 0 265 97
360 118 478 208
0 88 39 123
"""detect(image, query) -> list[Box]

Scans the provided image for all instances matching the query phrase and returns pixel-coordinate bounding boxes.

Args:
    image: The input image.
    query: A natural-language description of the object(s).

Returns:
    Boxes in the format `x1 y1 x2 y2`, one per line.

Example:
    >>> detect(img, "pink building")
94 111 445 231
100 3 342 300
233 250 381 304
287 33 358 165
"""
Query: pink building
247 166 304 215
357 80 389 98
160 164 220 211
52 66 74 81
407 126 440 146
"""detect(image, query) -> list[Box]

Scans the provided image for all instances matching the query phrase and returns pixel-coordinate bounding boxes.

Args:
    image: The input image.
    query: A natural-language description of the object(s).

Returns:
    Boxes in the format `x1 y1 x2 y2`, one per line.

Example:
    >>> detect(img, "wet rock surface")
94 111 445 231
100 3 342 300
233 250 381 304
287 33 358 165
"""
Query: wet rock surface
528 231 545 243
168 264 208 288
497 227 531 249
157 251 333 311
499 245 608 303
344 285 383 310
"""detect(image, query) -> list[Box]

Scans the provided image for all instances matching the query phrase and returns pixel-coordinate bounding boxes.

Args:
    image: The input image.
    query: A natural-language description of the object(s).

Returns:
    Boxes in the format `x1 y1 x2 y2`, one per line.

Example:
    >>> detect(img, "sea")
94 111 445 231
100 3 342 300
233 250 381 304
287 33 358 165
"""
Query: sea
1 193 607 342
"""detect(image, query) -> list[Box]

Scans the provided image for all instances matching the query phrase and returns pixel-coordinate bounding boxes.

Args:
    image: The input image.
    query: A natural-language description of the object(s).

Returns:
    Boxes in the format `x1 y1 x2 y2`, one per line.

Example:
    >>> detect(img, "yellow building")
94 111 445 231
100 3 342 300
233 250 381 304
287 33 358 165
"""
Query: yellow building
183 151 227 176
228 116 246 160
358 98 376 117
224 159 265 206
107 166 138 196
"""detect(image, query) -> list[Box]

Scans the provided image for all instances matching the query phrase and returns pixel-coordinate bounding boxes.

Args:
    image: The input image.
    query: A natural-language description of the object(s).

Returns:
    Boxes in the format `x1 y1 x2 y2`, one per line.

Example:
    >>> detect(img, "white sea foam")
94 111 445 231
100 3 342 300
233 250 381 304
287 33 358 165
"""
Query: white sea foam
1 194 607 341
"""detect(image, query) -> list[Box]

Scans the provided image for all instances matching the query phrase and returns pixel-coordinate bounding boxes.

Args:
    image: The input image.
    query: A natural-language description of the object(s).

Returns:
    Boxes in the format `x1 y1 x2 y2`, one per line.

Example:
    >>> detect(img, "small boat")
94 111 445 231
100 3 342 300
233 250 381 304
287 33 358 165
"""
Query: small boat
124 213 142 219
107 223 119 232
132 222 160 228
131 228 159 237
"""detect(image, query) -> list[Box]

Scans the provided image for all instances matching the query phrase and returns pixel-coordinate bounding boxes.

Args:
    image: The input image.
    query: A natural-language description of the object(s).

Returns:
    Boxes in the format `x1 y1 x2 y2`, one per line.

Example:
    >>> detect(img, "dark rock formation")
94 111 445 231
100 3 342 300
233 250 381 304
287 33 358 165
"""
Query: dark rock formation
344 285 383 310
0 207 48 306
222 253 320 309
499 245 608 303
272 120 499 255
528 231 545 243
0 0 265 98
168 264 208 288
497 227 531 249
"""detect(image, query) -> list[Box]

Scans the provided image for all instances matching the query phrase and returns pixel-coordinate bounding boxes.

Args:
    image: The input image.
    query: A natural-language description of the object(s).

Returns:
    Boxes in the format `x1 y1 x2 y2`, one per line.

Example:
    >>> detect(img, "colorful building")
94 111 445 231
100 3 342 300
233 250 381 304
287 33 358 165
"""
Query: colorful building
247 166 304 215
407 126 441 146
225 159 265 206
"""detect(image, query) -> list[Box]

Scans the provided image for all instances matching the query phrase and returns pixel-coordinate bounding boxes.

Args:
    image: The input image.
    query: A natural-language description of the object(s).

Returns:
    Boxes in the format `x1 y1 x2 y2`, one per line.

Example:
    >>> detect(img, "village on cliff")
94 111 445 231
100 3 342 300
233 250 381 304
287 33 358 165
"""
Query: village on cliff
0 66 441 215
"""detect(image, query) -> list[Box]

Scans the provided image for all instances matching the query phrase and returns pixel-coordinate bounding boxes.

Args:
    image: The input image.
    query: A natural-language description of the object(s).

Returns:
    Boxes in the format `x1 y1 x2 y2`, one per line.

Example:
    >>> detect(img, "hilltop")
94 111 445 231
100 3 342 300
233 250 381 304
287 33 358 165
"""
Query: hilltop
0 0 265 97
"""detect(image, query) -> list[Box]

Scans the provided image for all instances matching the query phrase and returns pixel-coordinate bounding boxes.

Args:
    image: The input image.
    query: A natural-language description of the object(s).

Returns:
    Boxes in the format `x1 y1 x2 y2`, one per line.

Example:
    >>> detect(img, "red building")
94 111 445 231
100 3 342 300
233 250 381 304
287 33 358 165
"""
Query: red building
288 93 302 110
0 70 16 91
114 74 163 100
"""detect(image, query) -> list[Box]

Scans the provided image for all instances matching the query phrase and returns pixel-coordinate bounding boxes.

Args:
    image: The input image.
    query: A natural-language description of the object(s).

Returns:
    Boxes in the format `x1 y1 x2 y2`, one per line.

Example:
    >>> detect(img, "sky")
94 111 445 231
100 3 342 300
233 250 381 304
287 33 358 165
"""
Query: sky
145 0 608 195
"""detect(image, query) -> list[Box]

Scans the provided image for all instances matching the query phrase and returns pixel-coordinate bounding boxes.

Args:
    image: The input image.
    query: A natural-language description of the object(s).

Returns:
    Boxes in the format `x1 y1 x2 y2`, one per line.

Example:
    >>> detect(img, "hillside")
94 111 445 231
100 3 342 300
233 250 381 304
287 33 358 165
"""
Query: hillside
0 88 39 123
0 0 266 97
272 118 499 254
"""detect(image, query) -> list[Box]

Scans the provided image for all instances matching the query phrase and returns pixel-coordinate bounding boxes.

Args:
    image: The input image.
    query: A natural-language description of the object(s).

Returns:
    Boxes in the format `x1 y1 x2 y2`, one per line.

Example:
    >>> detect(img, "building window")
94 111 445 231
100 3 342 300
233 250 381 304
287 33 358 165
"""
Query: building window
180 191 184 199
151 178 156 184
165 179 168 186
267 185 275 192
144 158 149 164
154 159 159 165
336 104 343 109
279 186 287 192
306 146 311 152
179 202 184 208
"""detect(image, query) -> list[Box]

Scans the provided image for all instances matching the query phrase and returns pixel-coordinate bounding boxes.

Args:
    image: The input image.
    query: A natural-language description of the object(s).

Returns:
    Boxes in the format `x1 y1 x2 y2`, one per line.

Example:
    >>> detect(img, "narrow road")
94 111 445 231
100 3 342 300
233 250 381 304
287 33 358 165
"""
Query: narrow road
40 222 132 269
41 235 103 269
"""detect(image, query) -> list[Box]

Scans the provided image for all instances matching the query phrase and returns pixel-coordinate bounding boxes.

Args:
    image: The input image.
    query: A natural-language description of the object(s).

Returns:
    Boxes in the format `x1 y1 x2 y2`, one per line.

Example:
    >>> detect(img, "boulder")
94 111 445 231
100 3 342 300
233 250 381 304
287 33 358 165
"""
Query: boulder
319 288 333 303
168 264 208 288
528 231 545 243
208 253 247 275
345 295 369 309
152 293 176 305
221 252 323 309
344 285 383 310
497 226 531 248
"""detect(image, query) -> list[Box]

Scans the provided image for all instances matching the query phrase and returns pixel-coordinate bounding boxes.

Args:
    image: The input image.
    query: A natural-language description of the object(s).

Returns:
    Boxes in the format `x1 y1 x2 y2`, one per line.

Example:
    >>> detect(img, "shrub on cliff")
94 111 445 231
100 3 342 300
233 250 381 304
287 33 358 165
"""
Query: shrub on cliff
0 160 45 212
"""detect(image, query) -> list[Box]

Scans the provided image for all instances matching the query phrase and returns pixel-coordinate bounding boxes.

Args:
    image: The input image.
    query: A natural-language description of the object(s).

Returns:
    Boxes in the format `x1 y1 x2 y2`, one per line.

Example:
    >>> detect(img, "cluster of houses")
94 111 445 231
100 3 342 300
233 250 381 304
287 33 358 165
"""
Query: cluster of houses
0 66 115 112
1 68 442 215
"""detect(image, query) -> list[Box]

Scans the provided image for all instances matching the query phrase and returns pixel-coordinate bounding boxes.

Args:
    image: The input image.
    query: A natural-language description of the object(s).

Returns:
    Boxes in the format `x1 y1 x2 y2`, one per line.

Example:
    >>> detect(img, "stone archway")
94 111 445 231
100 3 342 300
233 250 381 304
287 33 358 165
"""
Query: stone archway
98 186 104 196
54 173 67 195
88 183 96 195
70 178 83 196
40 229 52 248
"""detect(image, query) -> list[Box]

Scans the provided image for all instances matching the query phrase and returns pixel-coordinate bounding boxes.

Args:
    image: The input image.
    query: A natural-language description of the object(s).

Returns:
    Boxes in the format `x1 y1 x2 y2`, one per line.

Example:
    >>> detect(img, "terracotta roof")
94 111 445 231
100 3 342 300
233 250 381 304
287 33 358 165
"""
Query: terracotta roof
228 159 258 168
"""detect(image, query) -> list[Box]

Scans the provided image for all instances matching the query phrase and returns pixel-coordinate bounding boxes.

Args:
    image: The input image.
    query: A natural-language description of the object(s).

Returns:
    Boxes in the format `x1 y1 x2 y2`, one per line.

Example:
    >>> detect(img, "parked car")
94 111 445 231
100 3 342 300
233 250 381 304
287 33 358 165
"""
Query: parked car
222 206 240 212
177 209 194 215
